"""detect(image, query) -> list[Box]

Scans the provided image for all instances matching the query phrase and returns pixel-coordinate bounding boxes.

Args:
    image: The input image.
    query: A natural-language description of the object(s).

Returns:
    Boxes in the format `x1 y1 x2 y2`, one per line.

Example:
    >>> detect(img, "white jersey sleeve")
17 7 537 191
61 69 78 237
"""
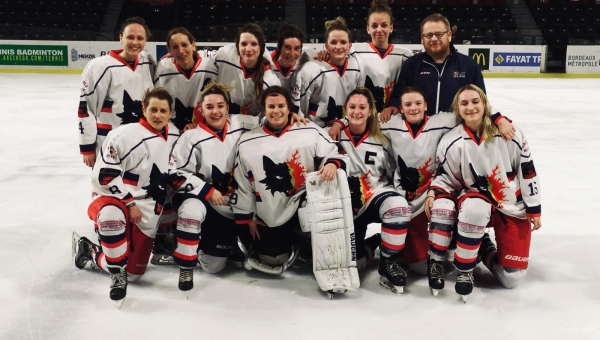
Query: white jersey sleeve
511 128 541 218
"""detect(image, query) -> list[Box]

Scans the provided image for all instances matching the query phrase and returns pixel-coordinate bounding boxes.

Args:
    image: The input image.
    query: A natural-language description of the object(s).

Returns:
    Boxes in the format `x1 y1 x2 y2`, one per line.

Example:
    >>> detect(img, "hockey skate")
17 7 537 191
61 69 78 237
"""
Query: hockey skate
455 271 474 303
477 232 497 267
150 233 177 266
227 242 245 269
72 232 100 270
378 256 407 294
428 257 445 297
108 267 127 309
178 268 194 299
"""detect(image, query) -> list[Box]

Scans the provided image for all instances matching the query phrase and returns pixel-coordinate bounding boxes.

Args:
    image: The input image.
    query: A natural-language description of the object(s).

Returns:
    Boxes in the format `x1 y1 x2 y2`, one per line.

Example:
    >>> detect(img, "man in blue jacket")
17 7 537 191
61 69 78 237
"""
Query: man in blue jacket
383 13 486 117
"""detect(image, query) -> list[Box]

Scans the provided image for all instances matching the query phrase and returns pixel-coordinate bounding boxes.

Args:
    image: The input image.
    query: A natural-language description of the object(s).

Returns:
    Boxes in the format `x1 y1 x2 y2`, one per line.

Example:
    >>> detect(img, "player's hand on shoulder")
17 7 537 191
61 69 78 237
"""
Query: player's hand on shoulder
380 107 399 123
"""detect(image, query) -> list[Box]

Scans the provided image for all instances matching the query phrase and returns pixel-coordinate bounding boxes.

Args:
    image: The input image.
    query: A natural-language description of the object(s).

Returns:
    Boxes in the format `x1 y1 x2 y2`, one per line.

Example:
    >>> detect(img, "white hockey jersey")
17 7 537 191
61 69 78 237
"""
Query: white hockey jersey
266 48 319 93
79 50 155 155
91 118 171 237
336 128 396 217
154 56 218 131
213 45 281 116
233 122 348 227
292 56 361 127
432 123 541 219
380 112 457 216
168 115 261 219
351 42 412 113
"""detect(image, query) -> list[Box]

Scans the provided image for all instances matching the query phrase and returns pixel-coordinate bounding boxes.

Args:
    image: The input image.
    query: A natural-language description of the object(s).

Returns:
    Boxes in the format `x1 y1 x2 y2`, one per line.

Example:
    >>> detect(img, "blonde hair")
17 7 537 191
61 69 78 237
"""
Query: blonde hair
345 87 387 143
324 16 351 42
201 80 233 104
451 84 497 143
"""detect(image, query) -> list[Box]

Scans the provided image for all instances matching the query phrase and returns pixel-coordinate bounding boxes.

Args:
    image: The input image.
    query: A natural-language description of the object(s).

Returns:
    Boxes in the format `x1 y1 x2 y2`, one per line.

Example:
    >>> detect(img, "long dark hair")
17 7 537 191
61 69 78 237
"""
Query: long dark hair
235 23 268 105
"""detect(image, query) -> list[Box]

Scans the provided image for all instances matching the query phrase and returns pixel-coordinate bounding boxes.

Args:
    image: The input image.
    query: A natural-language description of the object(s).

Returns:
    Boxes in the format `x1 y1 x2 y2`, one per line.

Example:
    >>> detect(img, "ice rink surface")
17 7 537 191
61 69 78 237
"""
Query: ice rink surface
0 74 598 340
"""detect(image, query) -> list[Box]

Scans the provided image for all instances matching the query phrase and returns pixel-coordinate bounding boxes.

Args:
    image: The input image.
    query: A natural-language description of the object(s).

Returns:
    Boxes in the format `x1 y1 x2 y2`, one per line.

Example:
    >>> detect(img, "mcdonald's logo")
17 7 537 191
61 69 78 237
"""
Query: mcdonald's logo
468 48 490 70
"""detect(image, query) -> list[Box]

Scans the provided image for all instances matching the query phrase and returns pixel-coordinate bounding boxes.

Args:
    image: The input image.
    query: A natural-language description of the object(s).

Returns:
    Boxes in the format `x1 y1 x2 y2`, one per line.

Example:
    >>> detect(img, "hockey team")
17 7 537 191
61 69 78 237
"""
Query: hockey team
72 0 542 307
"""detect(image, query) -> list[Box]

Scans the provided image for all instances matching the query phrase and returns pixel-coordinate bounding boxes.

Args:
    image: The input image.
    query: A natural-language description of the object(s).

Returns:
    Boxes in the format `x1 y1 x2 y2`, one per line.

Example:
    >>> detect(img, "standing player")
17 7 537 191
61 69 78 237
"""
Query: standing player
334 88 412 294
72 88 174 307
78 17 155 168
152 27 218 265
353 0 412 114
232 86 347 276
154 27 218 132
382 13 486 119
425 85 541 301
292 17 360 128
212 23 280 116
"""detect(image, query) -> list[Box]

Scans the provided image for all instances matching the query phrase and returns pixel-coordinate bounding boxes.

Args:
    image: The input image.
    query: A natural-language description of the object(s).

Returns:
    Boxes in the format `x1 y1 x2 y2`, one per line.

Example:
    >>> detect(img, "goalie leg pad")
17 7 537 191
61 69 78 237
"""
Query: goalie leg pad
303 169 360 292
379 195 411 258
173 198 206 268
428 198 457 261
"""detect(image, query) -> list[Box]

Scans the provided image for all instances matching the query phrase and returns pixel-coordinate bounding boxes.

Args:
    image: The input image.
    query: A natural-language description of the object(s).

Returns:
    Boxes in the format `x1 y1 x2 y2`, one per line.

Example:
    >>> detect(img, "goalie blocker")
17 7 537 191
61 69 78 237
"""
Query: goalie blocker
298 169 360 294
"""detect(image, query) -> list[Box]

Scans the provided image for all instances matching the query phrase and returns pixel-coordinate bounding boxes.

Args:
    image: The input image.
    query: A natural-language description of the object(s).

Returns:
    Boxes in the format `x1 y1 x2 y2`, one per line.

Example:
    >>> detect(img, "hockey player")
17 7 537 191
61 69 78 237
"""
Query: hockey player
152 27 218 266
72 88 174 307
232 86 347 276
292 17 360 128
333 88 412 294
79 16 155 168
352 0 413 116
168 81 261 292
212 23 280 116
154 27 218 132
425 85 542 302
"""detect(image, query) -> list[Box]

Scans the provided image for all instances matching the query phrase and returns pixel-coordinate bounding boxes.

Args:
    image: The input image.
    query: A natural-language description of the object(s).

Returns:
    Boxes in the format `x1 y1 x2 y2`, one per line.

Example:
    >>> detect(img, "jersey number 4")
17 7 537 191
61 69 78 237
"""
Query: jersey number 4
79 122 84 134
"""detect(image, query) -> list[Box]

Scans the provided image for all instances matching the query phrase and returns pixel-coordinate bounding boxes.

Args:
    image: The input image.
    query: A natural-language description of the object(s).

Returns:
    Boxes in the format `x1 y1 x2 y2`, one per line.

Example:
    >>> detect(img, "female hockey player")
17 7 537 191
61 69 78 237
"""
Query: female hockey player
292 16 360 128
151 27 218 266
425 85 542 302
267 24 305 92
334 87 413 294
212 23 280 116
72 88 174 308
352 0 412 115
78 16 155 168
232 86 347 276
154 27 218 133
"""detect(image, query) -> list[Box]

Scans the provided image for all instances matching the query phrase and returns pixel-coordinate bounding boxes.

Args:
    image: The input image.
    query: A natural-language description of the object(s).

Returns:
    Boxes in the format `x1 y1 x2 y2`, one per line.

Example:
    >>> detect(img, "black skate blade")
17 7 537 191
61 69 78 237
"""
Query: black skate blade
379 276 404 294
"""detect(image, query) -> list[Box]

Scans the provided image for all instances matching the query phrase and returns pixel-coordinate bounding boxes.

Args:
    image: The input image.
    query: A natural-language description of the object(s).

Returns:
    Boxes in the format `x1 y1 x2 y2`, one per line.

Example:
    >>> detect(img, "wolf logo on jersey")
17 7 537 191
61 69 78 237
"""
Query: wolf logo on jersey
364 75 395 113
142 163 168 215
323 96 345 124
397 155 421 200
469 163 509 208
116 90 143 125
347 171 374 214
172 98 194 131
210 165 236 196
259 150 306 197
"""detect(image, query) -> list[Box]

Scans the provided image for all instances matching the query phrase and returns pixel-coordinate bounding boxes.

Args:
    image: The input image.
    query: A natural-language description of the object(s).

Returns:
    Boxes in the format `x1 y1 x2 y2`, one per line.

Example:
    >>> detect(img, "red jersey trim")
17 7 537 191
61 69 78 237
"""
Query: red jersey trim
174 56 202 80
109 50 138 71
140 118 169 141
369 42 394 59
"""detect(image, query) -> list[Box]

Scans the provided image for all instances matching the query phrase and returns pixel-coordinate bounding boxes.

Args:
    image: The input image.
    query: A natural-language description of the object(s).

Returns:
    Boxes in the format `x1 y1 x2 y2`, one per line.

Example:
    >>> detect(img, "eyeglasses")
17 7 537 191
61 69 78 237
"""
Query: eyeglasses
422 31 448 40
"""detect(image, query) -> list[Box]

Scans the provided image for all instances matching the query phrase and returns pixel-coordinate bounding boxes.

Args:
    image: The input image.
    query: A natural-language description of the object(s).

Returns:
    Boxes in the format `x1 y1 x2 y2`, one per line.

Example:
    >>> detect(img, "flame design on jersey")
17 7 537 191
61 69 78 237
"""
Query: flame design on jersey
287 150 306 192
416 157 434 195
192 100 204 125
384 80 395 106
469 163 509 208
486 164 509 208
348 171 374 213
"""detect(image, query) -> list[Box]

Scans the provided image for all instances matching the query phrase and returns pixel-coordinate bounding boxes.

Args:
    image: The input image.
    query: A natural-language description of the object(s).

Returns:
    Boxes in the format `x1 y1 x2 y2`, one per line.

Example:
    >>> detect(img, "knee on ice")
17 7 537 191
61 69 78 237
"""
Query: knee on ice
495 265 527 289
199 252 227 274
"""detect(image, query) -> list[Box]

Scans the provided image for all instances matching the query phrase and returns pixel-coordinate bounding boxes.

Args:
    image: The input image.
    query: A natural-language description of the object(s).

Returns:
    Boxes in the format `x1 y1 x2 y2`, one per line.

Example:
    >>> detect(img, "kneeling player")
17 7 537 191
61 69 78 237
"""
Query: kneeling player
232 86 347 276
333 88 412 293
167 82 262 293
425 85 542 302
72 88 173 307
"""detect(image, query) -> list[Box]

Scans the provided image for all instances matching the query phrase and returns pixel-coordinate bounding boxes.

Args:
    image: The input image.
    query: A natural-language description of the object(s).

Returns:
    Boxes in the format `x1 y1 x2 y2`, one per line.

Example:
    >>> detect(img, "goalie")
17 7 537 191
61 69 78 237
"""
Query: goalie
232 86 356 295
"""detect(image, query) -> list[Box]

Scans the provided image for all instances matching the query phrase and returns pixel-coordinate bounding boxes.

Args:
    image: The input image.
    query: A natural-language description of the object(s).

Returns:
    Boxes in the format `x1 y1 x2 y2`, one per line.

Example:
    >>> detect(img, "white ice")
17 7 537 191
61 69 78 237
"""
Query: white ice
0 74 598 340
